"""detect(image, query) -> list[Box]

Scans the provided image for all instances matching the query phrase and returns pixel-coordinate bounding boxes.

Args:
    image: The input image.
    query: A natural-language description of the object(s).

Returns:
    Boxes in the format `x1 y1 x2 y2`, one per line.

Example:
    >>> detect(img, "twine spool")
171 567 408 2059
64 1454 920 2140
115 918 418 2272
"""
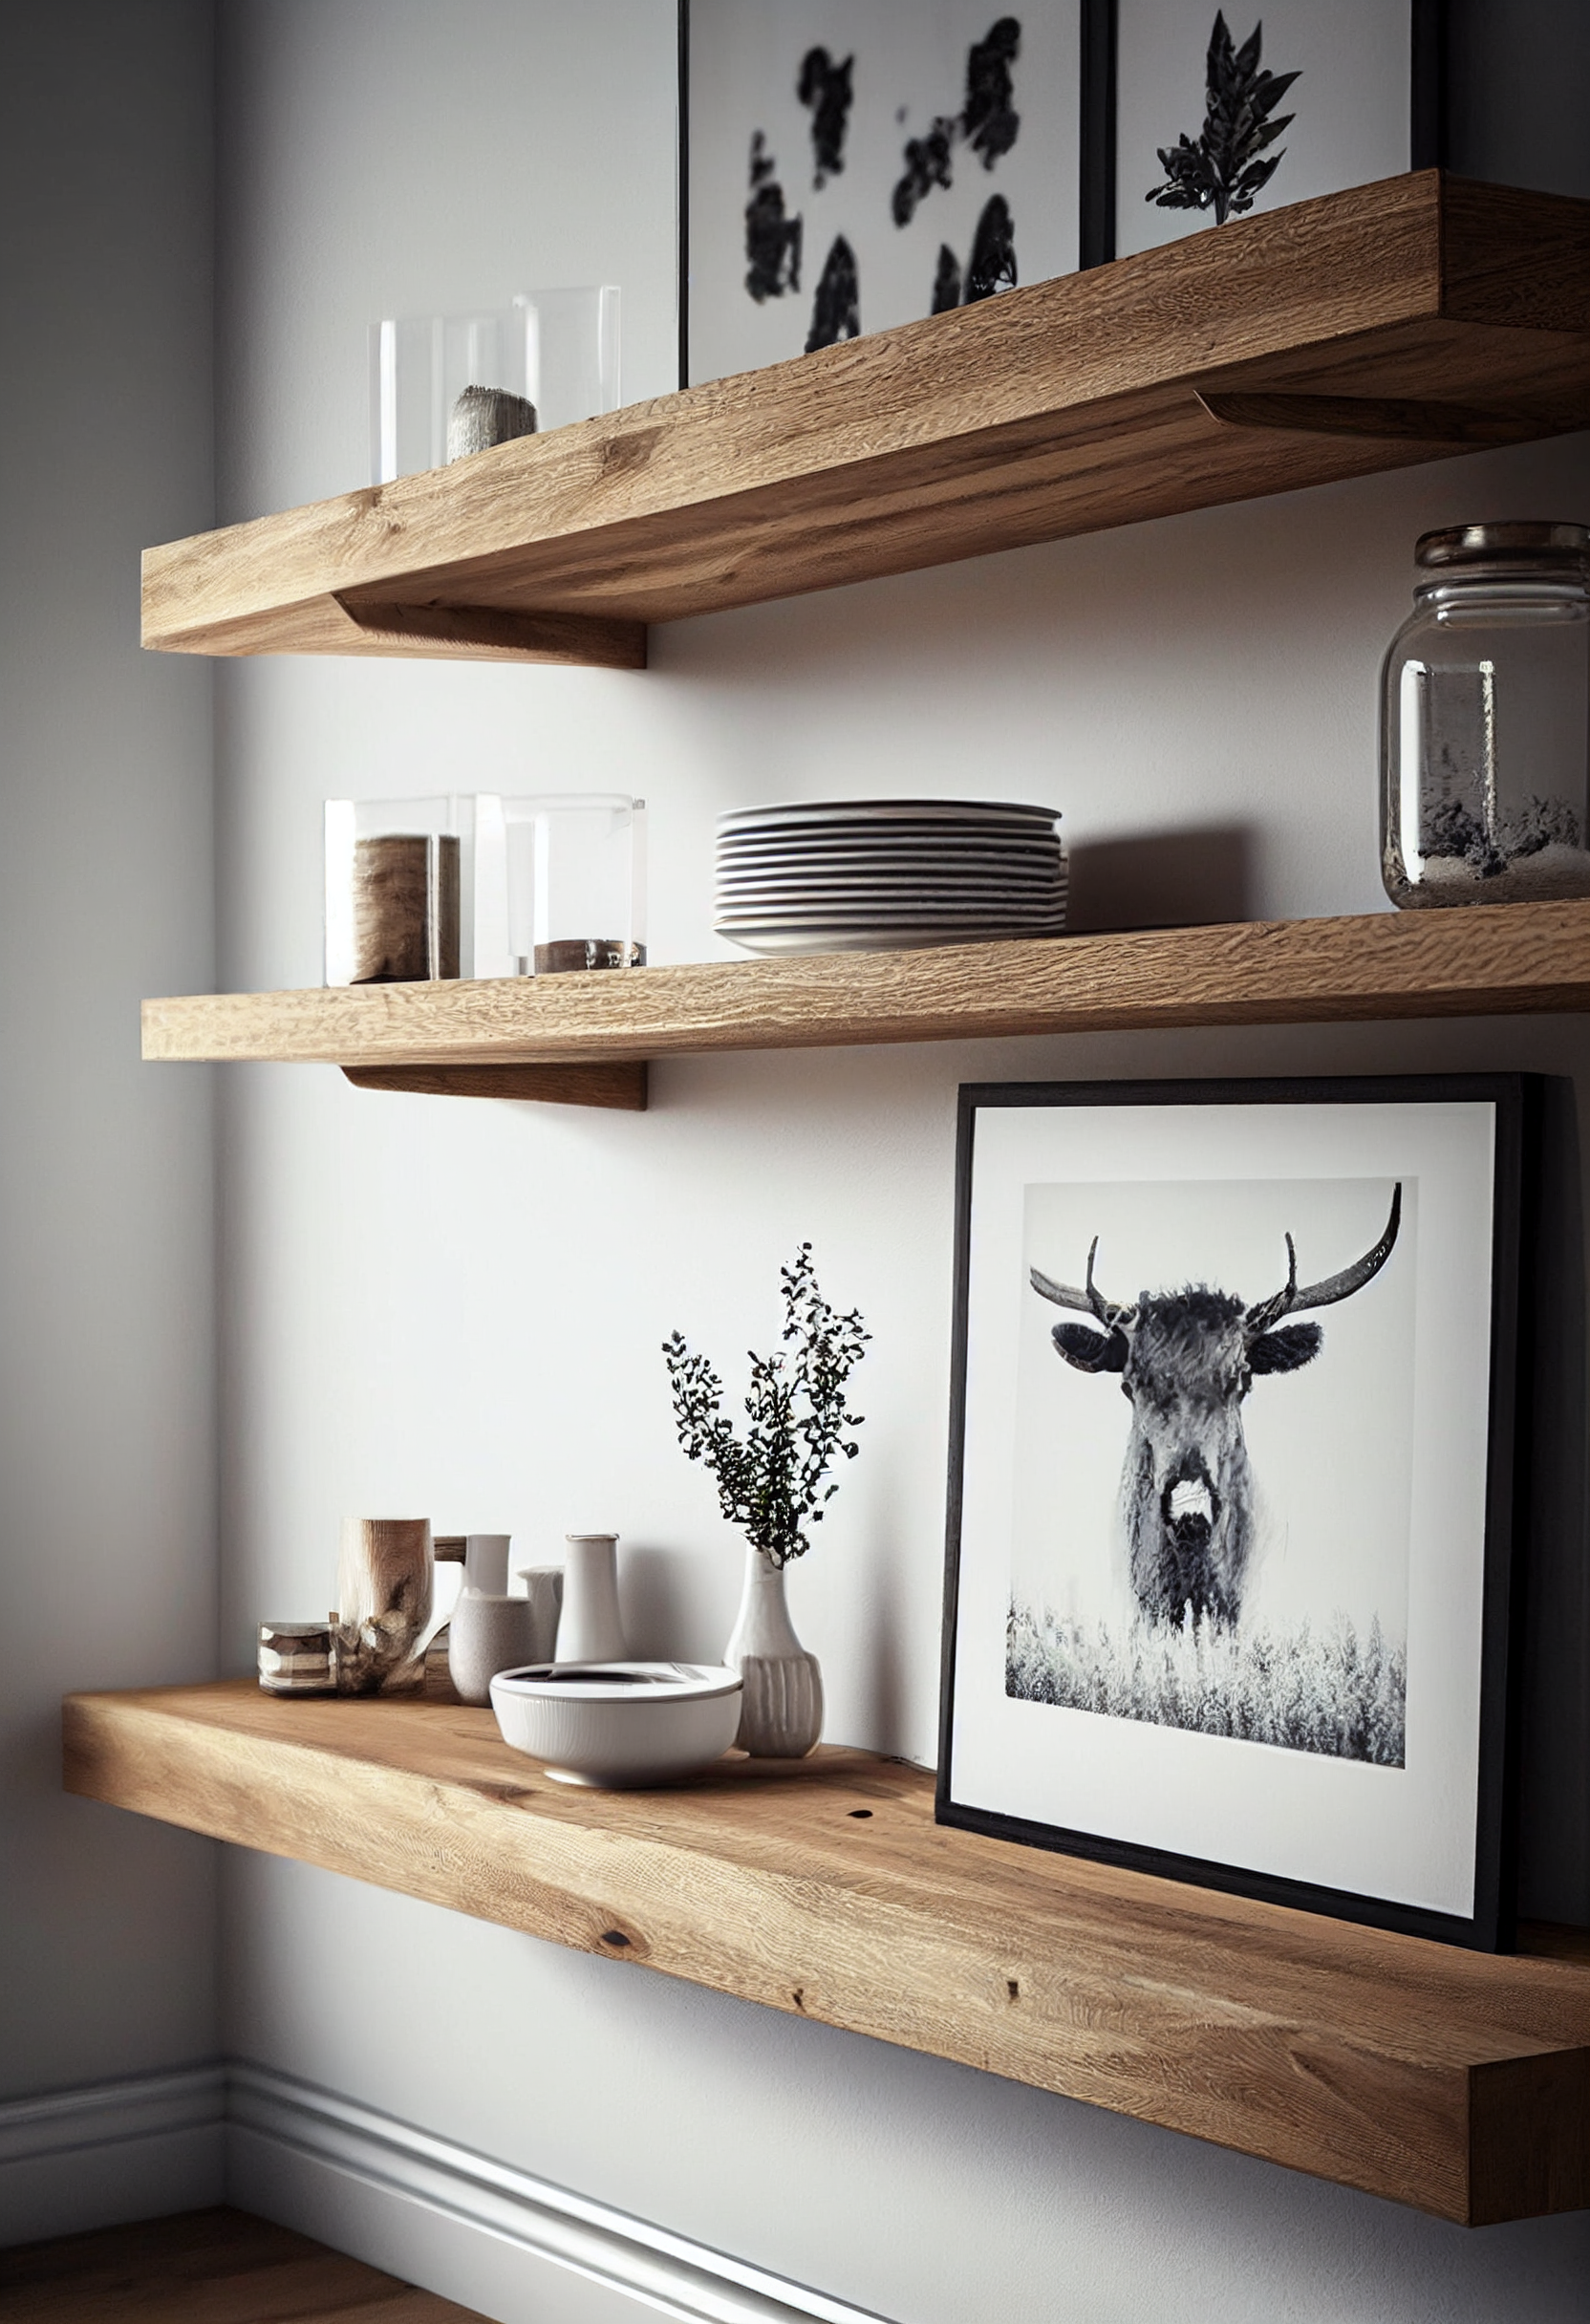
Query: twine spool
351 833 459 981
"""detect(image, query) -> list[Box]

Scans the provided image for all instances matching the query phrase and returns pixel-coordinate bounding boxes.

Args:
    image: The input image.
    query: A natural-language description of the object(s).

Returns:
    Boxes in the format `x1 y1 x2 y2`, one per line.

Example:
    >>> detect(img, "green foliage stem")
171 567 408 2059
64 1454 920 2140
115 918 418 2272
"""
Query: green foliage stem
662 1245 869 1569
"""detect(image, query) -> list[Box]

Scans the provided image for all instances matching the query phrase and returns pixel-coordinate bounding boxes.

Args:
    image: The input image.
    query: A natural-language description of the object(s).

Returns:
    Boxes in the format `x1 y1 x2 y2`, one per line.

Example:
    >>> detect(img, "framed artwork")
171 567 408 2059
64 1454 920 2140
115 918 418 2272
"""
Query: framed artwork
680 2 1089 388
937 1076 1532 1950
1109 0 1444 259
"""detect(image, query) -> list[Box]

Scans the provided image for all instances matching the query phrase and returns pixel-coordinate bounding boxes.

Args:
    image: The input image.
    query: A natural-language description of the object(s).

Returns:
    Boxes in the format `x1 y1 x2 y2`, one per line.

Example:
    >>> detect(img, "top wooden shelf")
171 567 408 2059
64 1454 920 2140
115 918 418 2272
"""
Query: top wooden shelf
141 175 1590 672
63 1681 1590 2225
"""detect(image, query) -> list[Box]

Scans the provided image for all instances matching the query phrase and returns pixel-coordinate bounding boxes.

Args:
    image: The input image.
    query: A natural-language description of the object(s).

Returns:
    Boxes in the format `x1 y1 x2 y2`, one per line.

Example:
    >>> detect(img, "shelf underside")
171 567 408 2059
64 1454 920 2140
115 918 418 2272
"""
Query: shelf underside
142 901 1590 1106
140 175 1590 668
63 1682 1590 2224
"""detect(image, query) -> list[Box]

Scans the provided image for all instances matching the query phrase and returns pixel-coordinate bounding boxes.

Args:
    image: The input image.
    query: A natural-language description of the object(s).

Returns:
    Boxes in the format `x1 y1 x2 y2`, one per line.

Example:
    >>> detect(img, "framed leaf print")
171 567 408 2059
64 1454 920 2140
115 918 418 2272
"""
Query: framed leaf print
1110 0 1443 259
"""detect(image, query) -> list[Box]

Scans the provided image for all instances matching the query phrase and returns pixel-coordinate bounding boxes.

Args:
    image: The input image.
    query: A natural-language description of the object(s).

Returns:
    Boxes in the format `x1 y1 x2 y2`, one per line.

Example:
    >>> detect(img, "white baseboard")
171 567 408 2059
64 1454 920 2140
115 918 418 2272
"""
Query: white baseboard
0 2065 225 2247
228 2061 889 2324
0 2061 890 2324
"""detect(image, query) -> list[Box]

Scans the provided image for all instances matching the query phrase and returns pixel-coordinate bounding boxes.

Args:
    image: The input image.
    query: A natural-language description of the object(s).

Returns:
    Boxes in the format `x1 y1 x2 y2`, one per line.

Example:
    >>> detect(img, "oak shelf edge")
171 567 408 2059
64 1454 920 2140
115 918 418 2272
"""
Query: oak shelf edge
140 176 1590 667
62 1681 1590 2227
140 902 1590 1099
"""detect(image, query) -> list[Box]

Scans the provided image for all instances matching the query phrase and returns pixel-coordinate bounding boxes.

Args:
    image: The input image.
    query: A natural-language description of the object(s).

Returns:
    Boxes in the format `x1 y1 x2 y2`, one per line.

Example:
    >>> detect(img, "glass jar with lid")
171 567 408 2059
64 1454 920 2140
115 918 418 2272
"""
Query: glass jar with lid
1381 522 1590 908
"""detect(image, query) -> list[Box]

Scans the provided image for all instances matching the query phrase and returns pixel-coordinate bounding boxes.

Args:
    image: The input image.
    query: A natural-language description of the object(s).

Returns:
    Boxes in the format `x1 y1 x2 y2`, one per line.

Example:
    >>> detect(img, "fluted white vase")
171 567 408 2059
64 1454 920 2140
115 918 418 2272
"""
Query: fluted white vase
724 1544 822 1757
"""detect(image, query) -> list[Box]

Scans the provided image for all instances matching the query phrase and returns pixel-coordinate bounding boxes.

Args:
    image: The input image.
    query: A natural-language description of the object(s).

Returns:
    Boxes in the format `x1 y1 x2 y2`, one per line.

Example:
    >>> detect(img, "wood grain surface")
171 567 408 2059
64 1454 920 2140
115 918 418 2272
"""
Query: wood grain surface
63 1682 1590 2225
140 176 1590 667
0 2205 483 2321
141 900 1590 1072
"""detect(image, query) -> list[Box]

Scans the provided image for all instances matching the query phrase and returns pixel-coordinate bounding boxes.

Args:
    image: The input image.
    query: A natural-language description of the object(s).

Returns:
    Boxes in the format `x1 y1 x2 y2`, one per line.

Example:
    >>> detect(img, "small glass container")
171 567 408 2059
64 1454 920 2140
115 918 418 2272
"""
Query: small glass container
369 290 621 484
504 794 646 974
1381 523 1590 909
325 797 473 984
258 1620 338 1697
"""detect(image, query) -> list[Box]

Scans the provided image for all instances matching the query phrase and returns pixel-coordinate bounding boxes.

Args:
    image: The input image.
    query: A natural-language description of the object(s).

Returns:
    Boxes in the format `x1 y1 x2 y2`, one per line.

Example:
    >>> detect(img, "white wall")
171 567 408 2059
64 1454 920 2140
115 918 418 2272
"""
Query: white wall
0 0 219 2138
210 3 1590 2317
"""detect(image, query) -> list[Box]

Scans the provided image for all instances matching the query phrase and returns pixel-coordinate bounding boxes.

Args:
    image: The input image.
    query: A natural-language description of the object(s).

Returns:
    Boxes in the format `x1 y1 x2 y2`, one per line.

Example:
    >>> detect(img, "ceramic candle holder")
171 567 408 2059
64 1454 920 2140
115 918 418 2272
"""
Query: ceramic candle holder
449 1571 564 1706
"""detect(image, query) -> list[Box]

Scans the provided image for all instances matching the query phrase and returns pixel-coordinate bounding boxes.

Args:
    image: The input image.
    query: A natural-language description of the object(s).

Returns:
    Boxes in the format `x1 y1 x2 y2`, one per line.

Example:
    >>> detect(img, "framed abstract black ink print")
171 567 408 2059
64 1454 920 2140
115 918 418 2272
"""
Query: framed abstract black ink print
937 1076 1531 1951
681 3 1085 387
1111 1 1443 259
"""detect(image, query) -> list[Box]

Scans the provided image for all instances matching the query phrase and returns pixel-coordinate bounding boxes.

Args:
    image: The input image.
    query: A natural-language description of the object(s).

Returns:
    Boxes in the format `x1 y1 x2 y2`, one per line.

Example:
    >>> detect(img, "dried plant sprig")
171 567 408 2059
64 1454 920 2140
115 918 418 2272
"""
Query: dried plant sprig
1146 12 1299 226
662 1244 869 1569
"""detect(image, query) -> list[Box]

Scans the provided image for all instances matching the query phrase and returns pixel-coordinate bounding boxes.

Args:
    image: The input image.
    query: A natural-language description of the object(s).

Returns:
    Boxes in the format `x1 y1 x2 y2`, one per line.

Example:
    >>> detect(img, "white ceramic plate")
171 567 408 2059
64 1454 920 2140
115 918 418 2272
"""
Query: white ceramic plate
715 924 1068 955
714 827 1064 850
716 860 1071 885
717 824 1063 850
718 863 1064 889
714 900 1068 924
718 796 1061 832
714 876 1067 901
489 1661 742 1788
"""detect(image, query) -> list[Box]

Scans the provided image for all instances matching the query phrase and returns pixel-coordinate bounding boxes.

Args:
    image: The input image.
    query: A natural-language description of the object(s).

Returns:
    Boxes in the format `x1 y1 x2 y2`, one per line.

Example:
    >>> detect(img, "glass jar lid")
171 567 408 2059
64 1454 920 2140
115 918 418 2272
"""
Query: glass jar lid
1416 521 1590 573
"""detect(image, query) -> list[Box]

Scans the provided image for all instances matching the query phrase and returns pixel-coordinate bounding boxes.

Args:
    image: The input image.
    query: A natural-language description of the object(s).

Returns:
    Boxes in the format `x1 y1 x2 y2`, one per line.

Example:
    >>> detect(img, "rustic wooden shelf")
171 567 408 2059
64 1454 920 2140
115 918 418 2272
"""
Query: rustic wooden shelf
63 1681 1590 2224
141 900 1590 1107
140 175 1590 670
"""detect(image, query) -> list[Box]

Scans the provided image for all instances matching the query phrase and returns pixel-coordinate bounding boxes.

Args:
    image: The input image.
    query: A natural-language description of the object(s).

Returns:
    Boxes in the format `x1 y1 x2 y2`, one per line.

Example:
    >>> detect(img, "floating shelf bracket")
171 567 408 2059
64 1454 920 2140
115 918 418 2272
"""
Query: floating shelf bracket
1195 389 1579 444
331 593 647 669
342 1061 649 1108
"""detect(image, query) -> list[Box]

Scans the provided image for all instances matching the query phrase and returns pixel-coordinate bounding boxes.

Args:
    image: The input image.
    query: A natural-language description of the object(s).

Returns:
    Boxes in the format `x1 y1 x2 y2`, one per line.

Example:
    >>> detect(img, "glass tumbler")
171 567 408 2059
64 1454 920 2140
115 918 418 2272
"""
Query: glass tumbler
370 289 621 483
1381 523 1590 908
325 798 473 984
504 795 646 974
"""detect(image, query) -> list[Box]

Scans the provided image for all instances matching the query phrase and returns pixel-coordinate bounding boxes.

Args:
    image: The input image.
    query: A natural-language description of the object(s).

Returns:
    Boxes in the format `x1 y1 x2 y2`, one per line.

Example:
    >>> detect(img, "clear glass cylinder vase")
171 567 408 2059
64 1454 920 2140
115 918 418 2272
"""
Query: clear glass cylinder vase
369 289 620 483
503 794 646 974
1380 523 1590 909
324 797 474 984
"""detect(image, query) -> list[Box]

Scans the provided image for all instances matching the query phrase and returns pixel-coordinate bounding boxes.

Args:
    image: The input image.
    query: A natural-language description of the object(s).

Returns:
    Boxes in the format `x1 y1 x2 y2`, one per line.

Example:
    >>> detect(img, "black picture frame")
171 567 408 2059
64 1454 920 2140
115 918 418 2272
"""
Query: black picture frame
1102 0 1447 265
678 1 1445 373
936 1073 1533 1952
677 0 1114 389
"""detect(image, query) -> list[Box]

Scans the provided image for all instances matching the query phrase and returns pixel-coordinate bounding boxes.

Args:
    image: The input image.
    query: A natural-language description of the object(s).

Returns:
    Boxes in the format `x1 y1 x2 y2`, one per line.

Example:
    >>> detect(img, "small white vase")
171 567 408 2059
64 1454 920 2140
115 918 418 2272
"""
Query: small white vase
555 1533 626 1664
724 1545 823 1758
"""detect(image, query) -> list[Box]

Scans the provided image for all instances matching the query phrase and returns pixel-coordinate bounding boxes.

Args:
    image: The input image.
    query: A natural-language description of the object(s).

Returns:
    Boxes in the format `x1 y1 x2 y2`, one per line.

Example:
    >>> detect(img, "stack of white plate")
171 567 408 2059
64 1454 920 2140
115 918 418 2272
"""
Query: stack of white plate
714 798 1066 956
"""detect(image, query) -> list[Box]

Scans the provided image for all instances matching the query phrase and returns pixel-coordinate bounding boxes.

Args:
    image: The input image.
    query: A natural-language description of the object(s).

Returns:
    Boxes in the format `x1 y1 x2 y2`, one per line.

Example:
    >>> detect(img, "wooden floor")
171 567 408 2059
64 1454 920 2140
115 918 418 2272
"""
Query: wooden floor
0 2207 485 2322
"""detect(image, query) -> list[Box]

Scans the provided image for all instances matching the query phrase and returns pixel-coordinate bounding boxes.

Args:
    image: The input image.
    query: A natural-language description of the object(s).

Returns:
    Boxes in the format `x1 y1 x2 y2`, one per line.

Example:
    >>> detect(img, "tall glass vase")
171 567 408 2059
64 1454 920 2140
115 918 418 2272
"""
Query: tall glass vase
724 1545 823 1758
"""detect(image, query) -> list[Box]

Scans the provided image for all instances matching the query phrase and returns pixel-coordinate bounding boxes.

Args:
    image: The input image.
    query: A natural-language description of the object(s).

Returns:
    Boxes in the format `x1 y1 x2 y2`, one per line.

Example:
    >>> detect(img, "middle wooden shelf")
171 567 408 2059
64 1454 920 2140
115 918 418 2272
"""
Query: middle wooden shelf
141 899 1590 1108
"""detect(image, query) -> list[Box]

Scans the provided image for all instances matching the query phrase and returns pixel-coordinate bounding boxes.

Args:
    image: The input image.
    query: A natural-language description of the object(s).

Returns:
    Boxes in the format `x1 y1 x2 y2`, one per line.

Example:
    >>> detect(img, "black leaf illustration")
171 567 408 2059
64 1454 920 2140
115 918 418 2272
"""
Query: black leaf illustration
931 244 963 313
892 116 957 226
744 130 802 301
962 16 1021 167
965 195 1017 300
1145 12 1299 226
806 234 860 351
797 46 854 189
891 16 1025 227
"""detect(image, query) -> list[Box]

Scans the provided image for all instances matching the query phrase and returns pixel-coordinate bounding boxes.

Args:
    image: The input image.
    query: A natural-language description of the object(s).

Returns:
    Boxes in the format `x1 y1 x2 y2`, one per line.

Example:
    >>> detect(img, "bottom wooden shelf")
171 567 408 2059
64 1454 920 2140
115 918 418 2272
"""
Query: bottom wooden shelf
63 1681 1590 2226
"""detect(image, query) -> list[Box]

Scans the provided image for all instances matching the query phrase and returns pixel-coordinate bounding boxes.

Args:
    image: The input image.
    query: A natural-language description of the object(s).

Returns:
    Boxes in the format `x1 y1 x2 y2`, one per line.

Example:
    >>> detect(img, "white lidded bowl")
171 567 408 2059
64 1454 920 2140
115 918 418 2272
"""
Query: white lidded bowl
489 1661 742 1788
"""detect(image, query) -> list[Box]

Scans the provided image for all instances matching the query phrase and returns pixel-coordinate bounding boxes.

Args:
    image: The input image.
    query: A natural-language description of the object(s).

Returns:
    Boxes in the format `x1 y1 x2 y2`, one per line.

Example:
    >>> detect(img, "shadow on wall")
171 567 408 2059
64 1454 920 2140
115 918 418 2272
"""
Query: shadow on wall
619 1542 720 1663
1519 1074 1590 1924
1064 824 1258 934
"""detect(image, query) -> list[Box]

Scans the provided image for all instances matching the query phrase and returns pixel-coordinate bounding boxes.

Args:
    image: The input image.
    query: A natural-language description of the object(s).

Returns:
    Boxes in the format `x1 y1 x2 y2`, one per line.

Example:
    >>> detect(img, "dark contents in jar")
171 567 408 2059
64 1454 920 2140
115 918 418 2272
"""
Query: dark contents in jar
351 832 461 980
533 937 646 973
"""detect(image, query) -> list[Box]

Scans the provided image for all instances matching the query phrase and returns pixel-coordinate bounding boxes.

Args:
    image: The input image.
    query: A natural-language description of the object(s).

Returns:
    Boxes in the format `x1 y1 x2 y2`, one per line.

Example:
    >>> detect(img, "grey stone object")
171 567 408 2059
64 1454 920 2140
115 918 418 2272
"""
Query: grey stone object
446 383 537 462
